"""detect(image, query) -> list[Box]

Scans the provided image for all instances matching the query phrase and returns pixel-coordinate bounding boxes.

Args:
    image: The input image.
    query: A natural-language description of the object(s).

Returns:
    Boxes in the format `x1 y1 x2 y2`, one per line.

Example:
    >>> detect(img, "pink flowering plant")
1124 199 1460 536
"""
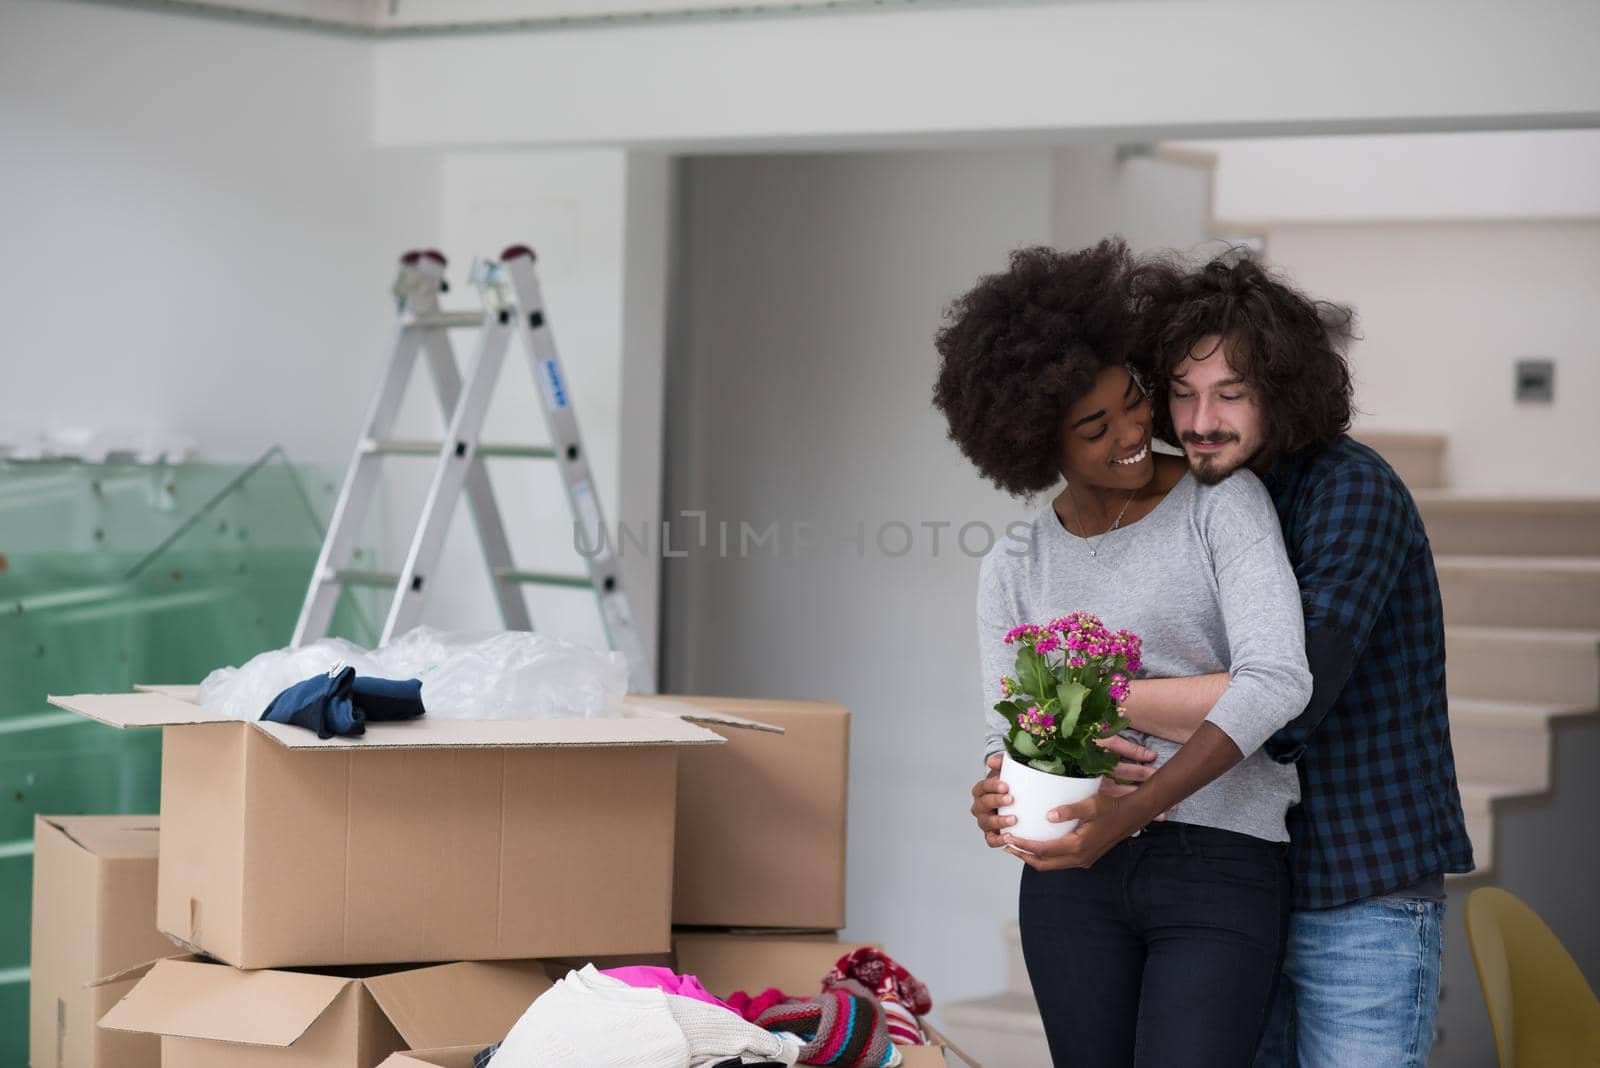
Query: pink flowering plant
994 611 1142 778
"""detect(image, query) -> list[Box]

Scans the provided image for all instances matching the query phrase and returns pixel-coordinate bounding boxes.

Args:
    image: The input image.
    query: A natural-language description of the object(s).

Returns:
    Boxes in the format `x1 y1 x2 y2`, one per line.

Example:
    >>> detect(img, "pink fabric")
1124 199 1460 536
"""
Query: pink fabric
600 965 733 1010
725 987 792 1024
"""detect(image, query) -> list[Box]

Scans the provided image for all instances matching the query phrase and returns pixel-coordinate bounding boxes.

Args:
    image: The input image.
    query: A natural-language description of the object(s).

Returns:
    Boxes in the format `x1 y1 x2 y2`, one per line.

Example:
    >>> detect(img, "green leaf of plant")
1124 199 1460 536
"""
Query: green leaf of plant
1055 682 1088 739
1014 647 1052 702
1012 730 1044 759
1082 687 1111 721
1075 745 1119 776
1098 714 1132 737
1027 758 1066 775
993 700 1022 730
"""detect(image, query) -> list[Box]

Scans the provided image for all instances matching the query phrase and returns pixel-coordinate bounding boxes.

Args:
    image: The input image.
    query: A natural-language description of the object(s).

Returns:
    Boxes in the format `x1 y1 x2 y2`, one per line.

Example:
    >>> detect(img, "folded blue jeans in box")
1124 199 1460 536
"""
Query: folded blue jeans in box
260 665 424 739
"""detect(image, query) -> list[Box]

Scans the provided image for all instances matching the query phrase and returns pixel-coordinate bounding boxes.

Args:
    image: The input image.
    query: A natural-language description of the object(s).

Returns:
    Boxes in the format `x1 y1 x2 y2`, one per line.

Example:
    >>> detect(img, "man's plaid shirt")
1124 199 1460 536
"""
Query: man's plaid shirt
1261 435 1474 909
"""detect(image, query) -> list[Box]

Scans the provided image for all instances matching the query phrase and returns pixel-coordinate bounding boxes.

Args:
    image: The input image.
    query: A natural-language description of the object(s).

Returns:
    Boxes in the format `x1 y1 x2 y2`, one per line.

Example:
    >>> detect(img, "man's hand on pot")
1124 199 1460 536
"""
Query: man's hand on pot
1095 733 1159 782
1094 735 1169 820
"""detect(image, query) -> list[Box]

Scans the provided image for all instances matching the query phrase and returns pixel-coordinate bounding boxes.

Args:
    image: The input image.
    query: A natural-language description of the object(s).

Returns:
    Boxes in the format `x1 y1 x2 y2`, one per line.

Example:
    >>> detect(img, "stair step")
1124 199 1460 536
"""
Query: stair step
1416 493 1600 556
1445 627 1600 705
1456 781 1542 880
942 991 1052 1068
1449 697 1596 727
1356 431 1447 491
1436 556 1600 629
1448 698 1596 792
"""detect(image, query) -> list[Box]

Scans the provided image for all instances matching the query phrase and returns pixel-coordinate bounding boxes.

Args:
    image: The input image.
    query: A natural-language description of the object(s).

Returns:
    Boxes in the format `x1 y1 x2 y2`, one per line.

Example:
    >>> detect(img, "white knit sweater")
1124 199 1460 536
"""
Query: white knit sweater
489 965 802 1068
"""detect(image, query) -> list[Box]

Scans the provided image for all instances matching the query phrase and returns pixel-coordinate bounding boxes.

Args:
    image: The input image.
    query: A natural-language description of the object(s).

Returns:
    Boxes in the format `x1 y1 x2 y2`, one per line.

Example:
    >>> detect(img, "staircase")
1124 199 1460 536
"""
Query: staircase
940 431 1600 1063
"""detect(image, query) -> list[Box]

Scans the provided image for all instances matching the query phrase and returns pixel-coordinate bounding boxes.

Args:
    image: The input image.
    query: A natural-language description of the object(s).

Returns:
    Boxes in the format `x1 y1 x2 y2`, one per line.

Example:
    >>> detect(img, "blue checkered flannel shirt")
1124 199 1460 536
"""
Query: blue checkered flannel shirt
1261 436 1475 909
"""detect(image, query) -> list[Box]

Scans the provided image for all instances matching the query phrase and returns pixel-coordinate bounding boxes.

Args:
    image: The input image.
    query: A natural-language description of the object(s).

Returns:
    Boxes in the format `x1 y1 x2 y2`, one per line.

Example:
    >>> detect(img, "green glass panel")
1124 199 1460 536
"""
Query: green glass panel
0 450 378 1068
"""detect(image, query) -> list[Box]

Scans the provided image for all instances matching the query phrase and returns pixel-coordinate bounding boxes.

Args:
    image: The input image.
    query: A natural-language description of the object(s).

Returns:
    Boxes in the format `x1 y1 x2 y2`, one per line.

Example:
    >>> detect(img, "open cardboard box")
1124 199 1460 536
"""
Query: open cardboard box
48 686 779 970
672 697 850 930
30 815 171 1068
98 956 555 1068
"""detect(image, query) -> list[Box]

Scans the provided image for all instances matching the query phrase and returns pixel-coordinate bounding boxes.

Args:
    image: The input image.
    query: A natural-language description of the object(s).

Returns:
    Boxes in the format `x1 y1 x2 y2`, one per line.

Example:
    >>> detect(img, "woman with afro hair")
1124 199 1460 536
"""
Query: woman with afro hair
936 239 1314 1067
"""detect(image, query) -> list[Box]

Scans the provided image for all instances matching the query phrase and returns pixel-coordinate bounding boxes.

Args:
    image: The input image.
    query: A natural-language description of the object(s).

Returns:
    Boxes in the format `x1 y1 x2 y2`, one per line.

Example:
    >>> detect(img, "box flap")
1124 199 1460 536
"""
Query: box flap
363 961 553 1050
53 691 733 749
48 692 227 729
85 952 196 990
98 958 349 1047
124 685 785 736
60 687 781 749
133 683 202 701
673 934 874 999
378 1049 485 1068
39 814 159 859
625 695 785 735
253 714 728 750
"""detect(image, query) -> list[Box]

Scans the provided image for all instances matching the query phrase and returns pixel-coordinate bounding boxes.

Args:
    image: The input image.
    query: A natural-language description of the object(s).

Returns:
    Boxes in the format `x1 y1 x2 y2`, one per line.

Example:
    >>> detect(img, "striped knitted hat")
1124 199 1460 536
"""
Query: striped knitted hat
754 979 899 1067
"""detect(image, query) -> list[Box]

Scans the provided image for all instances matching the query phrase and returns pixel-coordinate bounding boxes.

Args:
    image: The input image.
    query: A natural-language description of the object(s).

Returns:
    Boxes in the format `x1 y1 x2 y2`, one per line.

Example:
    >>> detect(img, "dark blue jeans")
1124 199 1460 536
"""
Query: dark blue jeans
1019 821 1290 1068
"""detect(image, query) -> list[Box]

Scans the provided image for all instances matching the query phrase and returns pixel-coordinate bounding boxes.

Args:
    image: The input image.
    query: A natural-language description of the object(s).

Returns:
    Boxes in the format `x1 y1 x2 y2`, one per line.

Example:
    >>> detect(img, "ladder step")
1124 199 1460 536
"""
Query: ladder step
333 568 402 587
405 310 490 330
364 438 557 459
495 569 596 590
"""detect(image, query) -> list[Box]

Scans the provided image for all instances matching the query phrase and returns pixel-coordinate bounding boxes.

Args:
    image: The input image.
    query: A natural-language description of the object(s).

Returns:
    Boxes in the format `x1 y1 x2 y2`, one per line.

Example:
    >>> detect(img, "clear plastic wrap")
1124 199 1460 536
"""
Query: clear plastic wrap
198 626 628 722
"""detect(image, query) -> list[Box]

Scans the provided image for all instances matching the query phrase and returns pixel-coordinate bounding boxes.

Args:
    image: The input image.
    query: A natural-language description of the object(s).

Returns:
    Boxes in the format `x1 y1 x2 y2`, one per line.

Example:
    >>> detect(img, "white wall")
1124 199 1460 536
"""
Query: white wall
374 0 1600 150
664 149 1055 1008
1053 146 1214 257
0 0 440 466
1171 129 1600 493
1262 220 1600 494
1179 130 1600 223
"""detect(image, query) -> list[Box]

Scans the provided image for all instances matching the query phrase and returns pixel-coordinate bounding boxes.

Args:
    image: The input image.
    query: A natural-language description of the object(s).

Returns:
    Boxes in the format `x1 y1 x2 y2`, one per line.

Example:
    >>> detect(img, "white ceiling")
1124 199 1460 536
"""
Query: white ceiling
96 0 1097 34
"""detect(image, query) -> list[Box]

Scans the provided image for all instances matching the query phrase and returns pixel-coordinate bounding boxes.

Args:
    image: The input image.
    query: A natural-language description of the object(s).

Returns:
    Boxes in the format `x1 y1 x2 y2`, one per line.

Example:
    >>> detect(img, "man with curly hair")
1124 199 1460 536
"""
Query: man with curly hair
998 249 1475 1068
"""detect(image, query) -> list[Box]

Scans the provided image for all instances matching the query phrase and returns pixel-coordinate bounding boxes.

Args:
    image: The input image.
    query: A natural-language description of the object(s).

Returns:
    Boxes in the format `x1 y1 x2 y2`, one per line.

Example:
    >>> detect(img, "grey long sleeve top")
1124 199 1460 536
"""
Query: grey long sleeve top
977 470 1313 842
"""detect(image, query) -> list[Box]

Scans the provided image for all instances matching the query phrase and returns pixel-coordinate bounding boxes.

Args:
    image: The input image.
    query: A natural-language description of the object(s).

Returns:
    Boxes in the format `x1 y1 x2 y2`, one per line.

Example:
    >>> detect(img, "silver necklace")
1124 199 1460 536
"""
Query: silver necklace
1065 484 1137 557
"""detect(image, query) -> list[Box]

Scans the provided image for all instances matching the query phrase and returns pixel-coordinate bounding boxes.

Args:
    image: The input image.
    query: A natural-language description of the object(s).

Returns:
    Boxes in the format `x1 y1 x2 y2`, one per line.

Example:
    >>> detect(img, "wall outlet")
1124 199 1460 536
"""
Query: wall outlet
1514 358 1555 404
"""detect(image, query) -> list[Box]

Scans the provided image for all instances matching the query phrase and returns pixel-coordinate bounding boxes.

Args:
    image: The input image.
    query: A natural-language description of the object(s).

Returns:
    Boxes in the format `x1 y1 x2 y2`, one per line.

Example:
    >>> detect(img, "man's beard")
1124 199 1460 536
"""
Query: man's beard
1184 435 1260 485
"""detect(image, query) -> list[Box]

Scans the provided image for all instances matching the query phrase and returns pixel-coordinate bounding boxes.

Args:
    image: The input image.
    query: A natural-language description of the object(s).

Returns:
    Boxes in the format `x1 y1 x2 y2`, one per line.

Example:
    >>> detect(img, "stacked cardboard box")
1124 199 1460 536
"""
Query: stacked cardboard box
31 685 964 1066
666 697 970 1065
29 815 170 1068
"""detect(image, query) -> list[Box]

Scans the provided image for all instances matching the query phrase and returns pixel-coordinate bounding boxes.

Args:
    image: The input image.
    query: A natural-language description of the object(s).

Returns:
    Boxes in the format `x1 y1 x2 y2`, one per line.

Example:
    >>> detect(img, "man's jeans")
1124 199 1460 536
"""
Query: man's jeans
1254 896 1445 1068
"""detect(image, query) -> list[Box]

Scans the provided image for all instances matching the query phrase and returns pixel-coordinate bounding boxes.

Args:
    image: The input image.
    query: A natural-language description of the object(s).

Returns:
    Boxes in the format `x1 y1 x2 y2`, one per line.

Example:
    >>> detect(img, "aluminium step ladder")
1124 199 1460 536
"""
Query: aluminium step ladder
291 245 653 693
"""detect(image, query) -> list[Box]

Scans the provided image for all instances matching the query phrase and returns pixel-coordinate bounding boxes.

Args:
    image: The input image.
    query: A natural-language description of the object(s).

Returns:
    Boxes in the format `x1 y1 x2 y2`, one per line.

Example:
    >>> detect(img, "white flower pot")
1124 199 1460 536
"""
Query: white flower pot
998 752 1103 843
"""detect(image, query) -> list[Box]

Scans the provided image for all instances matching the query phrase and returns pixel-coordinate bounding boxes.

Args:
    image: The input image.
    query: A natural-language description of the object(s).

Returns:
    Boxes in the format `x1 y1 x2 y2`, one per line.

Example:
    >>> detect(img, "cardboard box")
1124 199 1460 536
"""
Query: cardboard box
47 687 777 970
379 1049 482 1068
673 930 870 999
29 815 172 1068
674 933 969 1067
99 957 552 1068
670 696 849 929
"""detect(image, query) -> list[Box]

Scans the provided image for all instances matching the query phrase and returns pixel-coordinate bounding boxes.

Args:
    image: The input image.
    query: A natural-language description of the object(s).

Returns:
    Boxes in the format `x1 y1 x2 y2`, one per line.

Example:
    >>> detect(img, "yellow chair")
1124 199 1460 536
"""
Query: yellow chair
1466 887 1600 1067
